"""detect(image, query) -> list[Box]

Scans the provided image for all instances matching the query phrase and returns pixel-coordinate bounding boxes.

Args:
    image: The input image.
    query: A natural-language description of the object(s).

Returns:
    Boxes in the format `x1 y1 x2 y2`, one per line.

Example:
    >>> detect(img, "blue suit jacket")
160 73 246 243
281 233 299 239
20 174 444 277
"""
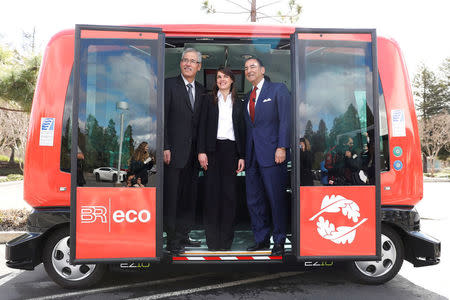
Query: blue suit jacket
244 79 291 168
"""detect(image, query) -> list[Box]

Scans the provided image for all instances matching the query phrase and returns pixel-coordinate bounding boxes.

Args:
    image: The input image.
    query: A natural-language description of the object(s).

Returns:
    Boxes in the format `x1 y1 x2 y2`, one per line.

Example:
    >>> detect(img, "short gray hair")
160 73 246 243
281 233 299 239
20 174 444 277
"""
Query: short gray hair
182 48 202 64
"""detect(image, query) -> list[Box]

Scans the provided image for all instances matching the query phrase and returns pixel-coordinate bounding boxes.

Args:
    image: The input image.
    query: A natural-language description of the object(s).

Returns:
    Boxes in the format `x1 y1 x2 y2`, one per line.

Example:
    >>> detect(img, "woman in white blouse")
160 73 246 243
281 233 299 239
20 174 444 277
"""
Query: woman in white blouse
198 67 246 251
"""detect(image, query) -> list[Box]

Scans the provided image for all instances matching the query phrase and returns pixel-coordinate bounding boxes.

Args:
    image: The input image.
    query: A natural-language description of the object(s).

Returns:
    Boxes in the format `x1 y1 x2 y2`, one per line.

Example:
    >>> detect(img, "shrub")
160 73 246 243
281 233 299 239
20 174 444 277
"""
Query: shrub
0 209 30 231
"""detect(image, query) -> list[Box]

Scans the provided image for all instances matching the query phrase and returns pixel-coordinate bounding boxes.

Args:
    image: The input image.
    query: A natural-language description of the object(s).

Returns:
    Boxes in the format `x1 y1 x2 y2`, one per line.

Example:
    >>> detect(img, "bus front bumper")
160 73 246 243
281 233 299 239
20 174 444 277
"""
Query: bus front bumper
5 232 44 271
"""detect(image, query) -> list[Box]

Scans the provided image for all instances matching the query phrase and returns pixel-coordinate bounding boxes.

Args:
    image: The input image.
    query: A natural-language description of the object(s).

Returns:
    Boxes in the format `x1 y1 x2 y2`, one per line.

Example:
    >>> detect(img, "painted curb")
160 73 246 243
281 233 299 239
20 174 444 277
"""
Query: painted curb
0 231 25 244
423 177 450 182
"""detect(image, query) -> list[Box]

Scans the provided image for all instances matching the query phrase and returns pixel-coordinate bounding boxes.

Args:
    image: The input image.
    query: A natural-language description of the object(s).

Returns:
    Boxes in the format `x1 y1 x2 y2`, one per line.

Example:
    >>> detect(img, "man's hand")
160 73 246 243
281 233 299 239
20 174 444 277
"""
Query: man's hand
275 148 286 164
236 159 245 173
345 150 352 158
198 153 208 170
164 150 171 165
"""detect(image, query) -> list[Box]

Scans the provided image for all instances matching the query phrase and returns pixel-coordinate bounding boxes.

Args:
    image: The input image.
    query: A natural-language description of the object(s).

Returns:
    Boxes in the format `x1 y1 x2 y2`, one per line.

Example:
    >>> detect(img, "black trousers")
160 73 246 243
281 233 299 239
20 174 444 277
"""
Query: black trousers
203 139 238 249
163 146 198 248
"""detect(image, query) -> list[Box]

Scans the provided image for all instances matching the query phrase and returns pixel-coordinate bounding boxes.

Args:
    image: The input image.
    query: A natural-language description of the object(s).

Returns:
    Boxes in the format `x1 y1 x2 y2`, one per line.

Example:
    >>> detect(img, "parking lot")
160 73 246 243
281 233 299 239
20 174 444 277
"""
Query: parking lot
0 181 448 299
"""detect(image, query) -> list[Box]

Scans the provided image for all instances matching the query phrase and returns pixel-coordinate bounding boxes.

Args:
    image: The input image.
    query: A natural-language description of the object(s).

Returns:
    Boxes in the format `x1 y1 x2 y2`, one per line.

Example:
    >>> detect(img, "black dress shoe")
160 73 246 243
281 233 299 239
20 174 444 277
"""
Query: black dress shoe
208 248 219 251
271 243 284 256
183 238 201 247
166 245 185 255
247 241 270 251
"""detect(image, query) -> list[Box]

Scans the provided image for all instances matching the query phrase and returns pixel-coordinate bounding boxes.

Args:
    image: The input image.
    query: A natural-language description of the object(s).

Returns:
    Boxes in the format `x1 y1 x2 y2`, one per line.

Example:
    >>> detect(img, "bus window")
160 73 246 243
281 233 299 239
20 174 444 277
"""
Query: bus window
378 77 390 171
76 39 159 187
298 42 376 186
60 68 74 173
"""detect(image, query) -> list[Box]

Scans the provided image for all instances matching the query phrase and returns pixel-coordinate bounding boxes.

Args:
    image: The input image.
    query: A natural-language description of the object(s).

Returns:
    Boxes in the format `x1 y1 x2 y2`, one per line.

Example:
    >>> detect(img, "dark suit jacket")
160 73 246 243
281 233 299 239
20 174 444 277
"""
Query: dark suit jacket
244 80 291 168
164 75 205 168
197 94 246 159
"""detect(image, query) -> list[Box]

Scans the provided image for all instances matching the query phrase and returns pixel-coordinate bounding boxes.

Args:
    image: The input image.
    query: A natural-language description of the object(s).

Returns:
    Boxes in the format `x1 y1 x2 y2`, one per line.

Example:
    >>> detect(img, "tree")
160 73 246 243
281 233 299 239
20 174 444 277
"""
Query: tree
202 0 302 23
123 124 135 169
0 29 41 112
413 63 449 119
418 113 450 176
329 103 360 146
0 53 40 112
22 27 40 54
439 57 450 111
303 120 313 140
413 59 450 168
0 108 29 170
0 30 41 167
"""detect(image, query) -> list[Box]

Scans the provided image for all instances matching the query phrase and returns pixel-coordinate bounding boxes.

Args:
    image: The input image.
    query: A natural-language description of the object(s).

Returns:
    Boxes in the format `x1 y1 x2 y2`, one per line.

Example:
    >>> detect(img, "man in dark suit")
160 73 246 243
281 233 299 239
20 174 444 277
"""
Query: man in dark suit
164 48 205 254
243 57 291 256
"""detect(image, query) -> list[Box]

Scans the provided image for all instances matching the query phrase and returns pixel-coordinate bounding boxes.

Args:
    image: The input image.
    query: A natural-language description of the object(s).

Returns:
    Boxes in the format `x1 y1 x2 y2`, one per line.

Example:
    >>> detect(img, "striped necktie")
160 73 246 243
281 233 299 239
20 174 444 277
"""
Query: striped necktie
187 83 195 109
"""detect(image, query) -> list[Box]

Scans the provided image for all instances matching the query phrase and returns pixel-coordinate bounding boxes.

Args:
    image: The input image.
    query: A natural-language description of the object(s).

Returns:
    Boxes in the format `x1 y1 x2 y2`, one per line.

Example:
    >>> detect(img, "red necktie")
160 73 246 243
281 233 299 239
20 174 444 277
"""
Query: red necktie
249 86 257 122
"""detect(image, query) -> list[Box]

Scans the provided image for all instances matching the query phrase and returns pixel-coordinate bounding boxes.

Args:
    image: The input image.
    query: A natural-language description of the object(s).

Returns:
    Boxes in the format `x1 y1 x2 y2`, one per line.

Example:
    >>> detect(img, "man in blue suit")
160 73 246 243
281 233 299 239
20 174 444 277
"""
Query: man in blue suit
243 57 291 256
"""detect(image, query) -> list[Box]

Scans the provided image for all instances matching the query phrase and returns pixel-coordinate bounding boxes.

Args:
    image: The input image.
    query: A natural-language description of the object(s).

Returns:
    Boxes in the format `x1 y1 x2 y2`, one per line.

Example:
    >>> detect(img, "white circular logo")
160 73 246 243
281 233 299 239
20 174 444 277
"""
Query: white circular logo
309 195 368 244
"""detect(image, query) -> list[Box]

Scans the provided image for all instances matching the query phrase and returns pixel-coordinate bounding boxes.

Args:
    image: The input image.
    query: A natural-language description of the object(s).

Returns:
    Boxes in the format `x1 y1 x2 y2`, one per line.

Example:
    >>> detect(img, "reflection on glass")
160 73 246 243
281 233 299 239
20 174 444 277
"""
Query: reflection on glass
126 142 155 187
298 41 375 186
77 39 159 187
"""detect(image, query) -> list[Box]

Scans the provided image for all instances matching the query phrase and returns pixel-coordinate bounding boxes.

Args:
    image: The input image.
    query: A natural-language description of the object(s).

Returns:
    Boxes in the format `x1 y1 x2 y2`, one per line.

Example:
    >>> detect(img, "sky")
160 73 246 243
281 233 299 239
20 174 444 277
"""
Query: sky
1 0 449 77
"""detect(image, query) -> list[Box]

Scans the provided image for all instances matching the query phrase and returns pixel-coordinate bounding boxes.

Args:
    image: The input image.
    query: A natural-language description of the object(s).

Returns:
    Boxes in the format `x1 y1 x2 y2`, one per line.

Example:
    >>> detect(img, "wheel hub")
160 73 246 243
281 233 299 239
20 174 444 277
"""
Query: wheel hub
354 233 396 277
51 236 96 281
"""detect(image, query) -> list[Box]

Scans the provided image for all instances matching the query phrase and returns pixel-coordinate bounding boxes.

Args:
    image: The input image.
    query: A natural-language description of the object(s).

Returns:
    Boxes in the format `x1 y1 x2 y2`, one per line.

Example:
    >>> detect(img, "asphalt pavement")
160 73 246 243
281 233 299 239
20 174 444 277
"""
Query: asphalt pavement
0 180 448 299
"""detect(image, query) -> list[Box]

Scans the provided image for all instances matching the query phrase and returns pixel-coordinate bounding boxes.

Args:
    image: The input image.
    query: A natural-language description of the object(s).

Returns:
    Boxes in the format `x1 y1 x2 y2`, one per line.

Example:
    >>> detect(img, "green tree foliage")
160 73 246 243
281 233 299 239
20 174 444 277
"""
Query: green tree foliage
83 115 129 172
413 62 449 119
123 124 135 169
105 119 119 167
1 29 41 112
304 120 313 140
413 58 450 167
201 0 302 23
312 119 327 153
1 36 41 164
0 53 40 112
329 104 361 147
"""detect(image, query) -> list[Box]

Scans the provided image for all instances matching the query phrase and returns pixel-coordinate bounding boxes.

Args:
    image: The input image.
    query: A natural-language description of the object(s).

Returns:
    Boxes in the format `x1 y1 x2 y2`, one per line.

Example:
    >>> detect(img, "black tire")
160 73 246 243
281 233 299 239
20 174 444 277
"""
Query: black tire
95 173 100 182
112 174 118 182
348 224 404 285
42 227 106 289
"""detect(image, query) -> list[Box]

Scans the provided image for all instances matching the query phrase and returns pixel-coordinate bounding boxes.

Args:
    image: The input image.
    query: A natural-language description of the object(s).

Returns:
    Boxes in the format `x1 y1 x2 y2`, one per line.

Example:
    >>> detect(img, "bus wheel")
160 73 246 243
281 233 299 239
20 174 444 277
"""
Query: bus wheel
43 227 106 289
348 225 404 285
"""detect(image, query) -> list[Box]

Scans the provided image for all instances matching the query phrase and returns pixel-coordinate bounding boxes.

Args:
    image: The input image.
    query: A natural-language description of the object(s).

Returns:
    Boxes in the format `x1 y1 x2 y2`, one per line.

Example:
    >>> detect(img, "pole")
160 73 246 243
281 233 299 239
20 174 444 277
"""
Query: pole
117 112 124 184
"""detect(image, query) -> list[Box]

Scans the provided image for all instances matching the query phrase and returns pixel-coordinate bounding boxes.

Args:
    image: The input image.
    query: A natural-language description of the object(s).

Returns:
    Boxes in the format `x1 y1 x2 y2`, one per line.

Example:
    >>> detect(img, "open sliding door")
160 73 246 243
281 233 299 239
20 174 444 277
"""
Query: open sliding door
70 25 165 264
291 29 380 260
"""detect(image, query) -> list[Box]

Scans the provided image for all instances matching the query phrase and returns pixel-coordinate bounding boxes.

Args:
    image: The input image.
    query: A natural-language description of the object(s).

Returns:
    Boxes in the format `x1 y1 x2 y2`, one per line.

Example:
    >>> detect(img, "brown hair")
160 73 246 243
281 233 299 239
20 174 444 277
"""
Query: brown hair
212 67 237 104
300 137 311 151
131 142 149 163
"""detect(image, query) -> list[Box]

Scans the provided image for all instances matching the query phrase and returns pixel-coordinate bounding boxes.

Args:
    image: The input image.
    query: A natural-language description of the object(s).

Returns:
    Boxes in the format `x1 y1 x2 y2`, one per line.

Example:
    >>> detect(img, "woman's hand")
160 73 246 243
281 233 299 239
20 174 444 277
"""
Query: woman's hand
236 159 245 173
198 153 208 170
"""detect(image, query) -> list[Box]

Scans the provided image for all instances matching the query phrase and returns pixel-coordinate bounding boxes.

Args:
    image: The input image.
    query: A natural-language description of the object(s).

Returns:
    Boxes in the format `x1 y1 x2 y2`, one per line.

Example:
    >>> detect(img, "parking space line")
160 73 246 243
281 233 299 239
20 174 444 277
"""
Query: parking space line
0 271 23 286
130 271 304 300
29 273 211 300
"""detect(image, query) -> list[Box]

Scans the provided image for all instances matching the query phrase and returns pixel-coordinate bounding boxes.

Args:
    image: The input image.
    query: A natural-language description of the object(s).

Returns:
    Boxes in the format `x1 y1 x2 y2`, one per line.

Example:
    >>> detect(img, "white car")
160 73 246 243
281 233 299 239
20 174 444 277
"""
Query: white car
93 167 126 182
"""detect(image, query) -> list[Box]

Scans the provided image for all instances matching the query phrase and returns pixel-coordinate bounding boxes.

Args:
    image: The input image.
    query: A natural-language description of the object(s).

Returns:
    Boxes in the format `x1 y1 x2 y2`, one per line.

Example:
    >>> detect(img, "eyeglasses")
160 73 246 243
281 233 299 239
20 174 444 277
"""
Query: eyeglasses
244 64 259 71
181 58 199 64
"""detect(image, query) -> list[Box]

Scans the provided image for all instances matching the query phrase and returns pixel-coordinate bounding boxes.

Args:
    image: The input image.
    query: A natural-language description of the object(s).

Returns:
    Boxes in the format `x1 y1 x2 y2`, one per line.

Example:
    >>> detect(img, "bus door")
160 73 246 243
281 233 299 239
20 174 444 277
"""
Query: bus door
290 29 381 260
70 25 165 263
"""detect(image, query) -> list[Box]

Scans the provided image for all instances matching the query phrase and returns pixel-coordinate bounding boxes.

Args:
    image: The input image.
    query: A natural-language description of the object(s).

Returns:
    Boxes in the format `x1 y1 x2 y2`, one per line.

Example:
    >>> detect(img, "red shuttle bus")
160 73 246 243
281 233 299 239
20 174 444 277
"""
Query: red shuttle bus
5 24 440 288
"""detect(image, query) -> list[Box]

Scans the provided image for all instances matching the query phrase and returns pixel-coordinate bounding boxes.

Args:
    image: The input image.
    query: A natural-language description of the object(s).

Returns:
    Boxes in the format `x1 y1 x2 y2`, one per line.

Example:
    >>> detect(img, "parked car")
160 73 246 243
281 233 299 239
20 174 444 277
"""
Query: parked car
93 167 126 182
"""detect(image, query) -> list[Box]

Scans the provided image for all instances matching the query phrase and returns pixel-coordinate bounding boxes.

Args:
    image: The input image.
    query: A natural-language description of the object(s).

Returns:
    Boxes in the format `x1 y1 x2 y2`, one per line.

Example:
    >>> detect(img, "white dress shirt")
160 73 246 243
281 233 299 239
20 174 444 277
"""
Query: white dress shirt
217 92 235 141
247 78 265 114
